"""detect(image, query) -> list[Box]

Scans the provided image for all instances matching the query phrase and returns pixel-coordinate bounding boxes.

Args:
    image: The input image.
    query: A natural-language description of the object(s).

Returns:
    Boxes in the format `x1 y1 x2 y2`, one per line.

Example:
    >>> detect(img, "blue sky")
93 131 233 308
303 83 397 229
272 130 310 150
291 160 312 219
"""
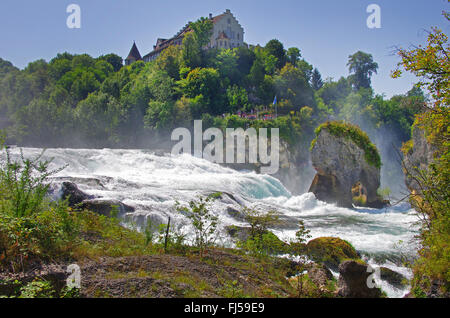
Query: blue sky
0 0 448 97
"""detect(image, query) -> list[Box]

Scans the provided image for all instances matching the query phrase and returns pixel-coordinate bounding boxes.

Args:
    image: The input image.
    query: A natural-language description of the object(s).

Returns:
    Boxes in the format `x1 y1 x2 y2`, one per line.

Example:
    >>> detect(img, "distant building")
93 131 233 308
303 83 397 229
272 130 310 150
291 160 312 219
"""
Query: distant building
125 9 245 64
124 42 142 66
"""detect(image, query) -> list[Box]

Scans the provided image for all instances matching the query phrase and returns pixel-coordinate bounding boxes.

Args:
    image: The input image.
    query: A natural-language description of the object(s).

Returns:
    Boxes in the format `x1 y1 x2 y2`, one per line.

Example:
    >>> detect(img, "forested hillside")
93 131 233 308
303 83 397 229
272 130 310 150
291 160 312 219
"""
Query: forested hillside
0 18 424 149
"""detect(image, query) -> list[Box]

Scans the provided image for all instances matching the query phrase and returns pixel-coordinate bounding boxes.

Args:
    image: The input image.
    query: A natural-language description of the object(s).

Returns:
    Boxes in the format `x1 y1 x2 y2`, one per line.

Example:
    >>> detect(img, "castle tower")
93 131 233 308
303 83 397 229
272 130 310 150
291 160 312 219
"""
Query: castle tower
125 42 142 66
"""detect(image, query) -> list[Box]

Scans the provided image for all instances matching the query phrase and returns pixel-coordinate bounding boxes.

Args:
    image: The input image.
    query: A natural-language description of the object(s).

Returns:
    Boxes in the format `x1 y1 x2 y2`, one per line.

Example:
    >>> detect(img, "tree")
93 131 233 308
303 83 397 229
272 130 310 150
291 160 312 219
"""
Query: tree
178 67 223 115
347 51 378 90
176 194 220 258
0 58 18 77
99 54 123 72
234 46 256 77
190 17 214 48
394 11 449 297
274 63 315 109
287 47 301 65
311 68 324 90
214 49 239 85
265 39 286 69
392 22 449 107
181 18 213 69
144 100 176 130
155 45 182 80
226 85 249 112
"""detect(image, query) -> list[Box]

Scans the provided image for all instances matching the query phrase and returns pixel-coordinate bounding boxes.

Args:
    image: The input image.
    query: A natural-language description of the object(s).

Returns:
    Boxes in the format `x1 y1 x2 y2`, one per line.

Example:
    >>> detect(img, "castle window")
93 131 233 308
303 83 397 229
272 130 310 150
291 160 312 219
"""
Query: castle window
228 18 231 24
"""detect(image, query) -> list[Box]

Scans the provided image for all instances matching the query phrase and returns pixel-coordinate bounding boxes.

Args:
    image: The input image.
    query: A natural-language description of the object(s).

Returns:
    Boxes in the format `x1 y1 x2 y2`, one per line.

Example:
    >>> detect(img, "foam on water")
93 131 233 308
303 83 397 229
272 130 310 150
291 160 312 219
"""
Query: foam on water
5 148 419 297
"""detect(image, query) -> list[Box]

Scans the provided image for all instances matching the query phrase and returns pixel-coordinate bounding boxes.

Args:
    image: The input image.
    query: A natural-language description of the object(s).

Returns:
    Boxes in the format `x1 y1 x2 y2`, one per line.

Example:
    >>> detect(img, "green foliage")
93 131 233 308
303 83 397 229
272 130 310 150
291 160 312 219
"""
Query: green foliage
178 67 223 116
311 68 323 91
0 148 66 218
306 237 360 270
18 279 55 298
392 19 449 107
347 51 378 90
406 108 450 296
236 207 288 257
265 39 286 69
286 47 301 65
294 220 311 245
237 231 287 257
0 17 424 153
393 13 449 296
241 207 279 238
176 194 220 258
311 121 382 169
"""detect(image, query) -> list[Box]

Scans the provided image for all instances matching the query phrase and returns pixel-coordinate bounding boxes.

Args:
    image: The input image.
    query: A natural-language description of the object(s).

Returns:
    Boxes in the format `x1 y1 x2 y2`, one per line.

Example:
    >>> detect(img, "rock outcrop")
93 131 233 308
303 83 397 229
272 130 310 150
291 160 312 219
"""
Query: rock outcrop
80 199 135 217
402 126 437 194
379 267 407 289
50 181 134 218
307 263 334 288
309 122 386 208
306 237 360 271
337 260 382 298
61 182 95 206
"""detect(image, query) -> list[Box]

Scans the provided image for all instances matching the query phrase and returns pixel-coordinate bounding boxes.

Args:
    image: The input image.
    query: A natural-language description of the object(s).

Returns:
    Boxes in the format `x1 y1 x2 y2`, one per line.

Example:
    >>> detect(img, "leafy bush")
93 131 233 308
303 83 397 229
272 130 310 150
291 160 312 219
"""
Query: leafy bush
237 207 288 256
18 279 55 298
176 194 220 258
237 231 287 257
0 147 66 218
405 108 450 296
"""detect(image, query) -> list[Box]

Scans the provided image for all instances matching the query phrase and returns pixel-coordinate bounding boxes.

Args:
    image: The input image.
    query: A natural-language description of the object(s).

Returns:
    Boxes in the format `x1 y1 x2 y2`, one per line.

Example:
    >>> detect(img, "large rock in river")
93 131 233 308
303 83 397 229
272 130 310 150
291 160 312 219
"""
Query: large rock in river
61 182 95 207
80 199 135 217
309 122 386 208
338 260 382 298
306 237 360 271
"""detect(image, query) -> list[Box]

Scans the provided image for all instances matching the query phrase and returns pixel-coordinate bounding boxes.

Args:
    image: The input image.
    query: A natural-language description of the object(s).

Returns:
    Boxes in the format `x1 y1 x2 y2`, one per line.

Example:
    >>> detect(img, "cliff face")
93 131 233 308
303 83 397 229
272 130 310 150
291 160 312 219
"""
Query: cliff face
309 128 384 208
273 141 316 195
403 126 437 194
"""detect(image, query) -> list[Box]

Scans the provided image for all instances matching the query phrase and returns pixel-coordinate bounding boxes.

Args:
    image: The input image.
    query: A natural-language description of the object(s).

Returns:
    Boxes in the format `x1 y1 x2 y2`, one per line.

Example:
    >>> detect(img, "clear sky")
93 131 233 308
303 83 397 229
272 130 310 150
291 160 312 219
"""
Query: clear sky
0 0 448 97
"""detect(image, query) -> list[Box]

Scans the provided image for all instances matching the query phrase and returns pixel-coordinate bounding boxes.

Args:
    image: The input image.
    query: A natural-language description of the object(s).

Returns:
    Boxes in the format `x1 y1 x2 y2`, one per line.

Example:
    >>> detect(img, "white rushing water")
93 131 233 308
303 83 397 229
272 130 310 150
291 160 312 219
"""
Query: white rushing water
6 148 419 298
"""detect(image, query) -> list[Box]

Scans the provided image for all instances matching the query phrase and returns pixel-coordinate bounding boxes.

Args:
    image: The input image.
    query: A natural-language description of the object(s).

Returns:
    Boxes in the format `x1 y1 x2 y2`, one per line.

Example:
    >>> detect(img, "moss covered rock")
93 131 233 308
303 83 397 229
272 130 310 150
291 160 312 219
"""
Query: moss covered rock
306 237 360 271
309 121 386 208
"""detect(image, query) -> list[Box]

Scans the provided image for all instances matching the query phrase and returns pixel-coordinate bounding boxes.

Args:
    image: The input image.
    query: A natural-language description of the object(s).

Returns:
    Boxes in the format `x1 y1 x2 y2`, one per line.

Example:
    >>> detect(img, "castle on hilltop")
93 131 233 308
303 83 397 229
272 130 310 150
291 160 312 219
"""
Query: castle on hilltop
125 9 246 65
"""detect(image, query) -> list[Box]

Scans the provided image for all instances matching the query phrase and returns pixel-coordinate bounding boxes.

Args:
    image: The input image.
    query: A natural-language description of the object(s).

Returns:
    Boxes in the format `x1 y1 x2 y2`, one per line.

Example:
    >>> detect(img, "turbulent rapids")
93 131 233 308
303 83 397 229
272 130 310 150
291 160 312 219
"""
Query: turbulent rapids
8 147 419 297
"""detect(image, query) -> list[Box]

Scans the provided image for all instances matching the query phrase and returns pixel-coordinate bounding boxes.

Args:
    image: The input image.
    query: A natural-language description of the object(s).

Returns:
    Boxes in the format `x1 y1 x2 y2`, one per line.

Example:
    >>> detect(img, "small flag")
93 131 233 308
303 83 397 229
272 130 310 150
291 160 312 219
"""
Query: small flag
273 96 277 105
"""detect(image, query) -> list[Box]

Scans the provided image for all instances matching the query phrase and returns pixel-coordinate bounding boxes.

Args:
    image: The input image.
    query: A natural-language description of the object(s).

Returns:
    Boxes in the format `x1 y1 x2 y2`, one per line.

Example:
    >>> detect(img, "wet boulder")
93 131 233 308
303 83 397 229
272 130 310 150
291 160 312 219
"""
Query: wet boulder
309 122 386 208
338 260 382 298
379 267 407 289
61 182 95 207
306 237 360 271
79 199 135 217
